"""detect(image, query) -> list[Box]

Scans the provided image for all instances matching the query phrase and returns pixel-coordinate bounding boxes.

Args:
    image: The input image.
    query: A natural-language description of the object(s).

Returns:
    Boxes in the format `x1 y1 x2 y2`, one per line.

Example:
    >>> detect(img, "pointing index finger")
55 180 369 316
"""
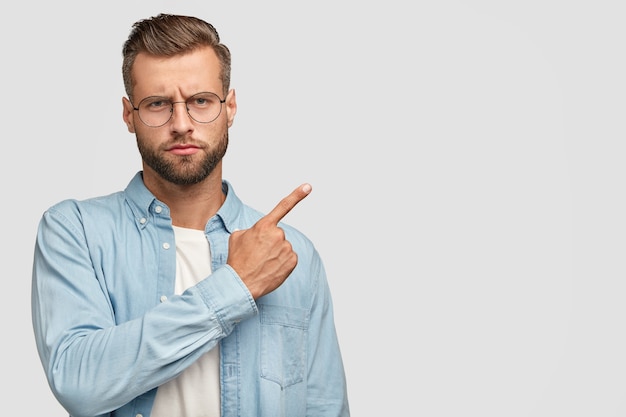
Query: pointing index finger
264 183 312 225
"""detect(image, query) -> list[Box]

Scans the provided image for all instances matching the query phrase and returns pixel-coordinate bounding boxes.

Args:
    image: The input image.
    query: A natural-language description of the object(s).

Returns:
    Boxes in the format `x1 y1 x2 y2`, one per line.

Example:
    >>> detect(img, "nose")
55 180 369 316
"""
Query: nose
169 101 194 133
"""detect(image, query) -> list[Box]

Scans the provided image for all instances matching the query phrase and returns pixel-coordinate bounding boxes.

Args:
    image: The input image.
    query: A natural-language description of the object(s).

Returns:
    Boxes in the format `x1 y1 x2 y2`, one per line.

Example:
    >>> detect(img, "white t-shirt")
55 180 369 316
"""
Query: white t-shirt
151 226 220 417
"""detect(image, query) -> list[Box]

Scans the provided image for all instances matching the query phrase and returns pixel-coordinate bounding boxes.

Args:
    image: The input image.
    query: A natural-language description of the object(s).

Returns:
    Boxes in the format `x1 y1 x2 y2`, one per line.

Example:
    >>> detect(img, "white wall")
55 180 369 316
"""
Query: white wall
5 1 626 415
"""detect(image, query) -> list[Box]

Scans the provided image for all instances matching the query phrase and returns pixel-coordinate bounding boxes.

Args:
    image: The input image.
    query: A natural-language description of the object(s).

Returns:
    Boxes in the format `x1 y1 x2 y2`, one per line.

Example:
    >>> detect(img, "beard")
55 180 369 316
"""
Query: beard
137 131 229 186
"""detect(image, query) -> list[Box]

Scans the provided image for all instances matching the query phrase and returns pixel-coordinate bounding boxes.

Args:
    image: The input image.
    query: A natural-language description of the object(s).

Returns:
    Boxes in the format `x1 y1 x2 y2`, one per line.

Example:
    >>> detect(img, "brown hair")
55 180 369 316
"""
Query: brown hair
122 13 231 99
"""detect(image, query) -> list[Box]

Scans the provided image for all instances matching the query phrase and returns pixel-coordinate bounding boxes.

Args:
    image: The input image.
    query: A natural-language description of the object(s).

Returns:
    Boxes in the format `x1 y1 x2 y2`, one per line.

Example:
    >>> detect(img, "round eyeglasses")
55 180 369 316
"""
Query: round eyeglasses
132 92 226 127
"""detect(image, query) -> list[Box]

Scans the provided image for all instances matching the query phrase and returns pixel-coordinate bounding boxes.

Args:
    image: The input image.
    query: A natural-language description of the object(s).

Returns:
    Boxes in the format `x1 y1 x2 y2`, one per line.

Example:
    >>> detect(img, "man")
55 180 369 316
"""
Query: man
31 13 349 417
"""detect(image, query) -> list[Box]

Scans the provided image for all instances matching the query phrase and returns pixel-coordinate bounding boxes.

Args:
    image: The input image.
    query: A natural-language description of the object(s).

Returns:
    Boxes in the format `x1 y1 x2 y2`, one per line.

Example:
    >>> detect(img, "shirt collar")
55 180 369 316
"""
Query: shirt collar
123 171 245 232
215 179 245 233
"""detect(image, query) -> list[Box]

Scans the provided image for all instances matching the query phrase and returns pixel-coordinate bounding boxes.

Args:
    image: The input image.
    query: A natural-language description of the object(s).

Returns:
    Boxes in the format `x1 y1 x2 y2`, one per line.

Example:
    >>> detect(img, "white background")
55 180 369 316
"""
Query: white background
3 0 626 415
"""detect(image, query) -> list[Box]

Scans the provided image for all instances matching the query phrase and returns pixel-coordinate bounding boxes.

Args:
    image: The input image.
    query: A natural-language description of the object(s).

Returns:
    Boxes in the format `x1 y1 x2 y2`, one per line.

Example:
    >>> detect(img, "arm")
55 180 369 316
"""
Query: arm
306 251 350 417
31 205 256 417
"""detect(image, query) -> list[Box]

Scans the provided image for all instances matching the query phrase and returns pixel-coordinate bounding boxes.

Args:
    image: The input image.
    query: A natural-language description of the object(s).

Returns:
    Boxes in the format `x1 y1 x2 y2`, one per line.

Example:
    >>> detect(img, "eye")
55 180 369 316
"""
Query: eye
190 96 212 108
188 93 220 109
142 97 171 111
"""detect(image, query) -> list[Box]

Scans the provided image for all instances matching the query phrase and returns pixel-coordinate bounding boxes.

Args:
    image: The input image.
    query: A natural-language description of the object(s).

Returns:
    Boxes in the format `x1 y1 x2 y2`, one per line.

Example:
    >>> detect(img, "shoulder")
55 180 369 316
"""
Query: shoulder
40 192 128 233
282 222 315 254
45 191 126 217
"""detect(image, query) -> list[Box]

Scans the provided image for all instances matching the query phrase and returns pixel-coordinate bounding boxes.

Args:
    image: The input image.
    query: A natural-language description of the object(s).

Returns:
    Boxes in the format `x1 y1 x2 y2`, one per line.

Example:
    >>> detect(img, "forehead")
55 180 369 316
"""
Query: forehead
131 46 222 98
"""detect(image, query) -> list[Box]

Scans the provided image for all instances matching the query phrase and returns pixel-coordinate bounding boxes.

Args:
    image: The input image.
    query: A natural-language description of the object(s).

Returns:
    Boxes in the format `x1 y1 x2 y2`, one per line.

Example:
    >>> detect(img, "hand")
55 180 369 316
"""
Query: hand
227 183 312 299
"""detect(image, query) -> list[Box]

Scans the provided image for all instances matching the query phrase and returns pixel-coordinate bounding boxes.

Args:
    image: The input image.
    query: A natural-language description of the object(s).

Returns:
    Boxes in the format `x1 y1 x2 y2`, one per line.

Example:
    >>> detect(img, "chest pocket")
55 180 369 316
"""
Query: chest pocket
259 304 309 388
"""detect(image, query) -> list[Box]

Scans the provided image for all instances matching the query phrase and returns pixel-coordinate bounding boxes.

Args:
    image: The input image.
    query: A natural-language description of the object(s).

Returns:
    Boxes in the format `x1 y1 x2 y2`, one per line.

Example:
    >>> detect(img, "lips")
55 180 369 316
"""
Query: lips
168 144 201 156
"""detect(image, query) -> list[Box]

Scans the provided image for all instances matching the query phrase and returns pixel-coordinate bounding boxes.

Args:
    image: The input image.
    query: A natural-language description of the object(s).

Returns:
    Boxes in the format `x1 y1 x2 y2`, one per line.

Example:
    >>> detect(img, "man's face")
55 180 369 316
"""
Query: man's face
122 46 236 185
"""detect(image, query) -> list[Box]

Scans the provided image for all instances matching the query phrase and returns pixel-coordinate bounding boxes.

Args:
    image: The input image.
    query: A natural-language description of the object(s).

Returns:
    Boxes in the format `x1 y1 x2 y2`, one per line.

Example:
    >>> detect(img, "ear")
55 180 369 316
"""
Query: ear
225 89 237 128
122 97 136 133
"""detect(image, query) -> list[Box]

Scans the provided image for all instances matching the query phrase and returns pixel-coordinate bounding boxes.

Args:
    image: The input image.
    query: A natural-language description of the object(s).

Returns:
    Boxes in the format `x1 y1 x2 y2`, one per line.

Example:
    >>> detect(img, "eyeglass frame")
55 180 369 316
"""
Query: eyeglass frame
130 91 227 128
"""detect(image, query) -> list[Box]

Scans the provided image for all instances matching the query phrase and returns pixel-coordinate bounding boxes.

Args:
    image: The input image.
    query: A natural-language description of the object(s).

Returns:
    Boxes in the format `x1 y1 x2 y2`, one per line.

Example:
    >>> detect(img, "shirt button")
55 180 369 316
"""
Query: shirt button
155 206 163 214
139 218 146 224
136 414 143 417
162 242 170 250
160 295 168 303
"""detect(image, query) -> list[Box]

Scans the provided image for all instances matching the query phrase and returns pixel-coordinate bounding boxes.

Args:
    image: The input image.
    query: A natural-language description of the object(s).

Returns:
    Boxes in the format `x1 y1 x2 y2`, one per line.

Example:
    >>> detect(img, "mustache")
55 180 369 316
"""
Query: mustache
163 136 204 148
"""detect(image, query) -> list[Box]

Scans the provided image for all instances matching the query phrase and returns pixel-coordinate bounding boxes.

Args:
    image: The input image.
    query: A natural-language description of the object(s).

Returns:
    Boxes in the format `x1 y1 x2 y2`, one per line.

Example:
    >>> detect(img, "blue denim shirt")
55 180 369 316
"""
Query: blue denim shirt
32 172 349 417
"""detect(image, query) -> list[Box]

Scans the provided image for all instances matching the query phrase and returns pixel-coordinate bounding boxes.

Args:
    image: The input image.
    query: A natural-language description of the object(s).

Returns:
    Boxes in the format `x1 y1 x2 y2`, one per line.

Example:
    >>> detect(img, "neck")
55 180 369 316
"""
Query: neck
142 165 225 230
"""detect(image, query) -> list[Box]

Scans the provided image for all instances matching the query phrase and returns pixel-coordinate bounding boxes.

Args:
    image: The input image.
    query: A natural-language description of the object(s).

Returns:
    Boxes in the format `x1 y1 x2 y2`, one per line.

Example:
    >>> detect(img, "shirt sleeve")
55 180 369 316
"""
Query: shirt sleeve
305 250 351 416
31 204 257 417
